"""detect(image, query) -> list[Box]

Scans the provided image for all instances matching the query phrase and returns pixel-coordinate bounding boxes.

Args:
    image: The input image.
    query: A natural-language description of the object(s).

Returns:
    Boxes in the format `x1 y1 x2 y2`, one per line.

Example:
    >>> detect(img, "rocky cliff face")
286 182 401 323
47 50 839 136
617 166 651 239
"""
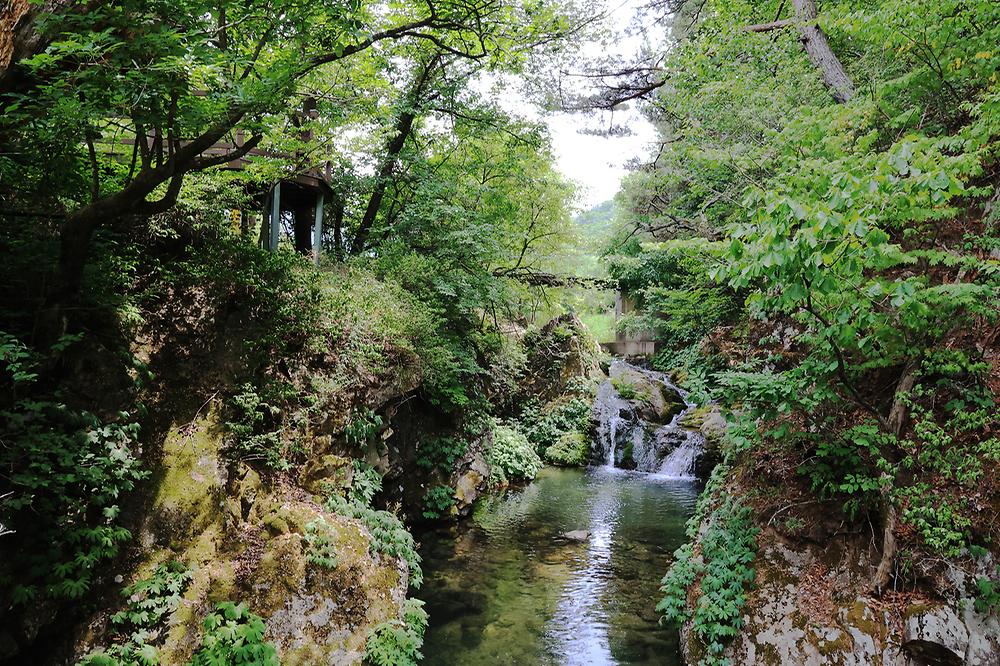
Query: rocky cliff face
68 361 423 665
680 495 1000 666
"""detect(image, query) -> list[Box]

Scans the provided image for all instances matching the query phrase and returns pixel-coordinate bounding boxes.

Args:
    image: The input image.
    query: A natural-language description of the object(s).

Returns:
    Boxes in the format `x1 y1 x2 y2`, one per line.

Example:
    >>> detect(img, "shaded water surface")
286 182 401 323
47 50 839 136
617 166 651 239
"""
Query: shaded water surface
418 466 698 665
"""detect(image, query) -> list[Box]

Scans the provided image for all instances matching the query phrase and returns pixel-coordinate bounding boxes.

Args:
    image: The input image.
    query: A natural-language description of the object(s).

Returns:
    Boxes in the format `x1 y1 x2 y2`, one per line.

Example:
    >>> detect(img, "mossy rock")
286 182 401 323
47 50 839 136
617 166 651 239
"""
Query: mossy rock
149 408 228 545
544 431 590 466
300 454 353 497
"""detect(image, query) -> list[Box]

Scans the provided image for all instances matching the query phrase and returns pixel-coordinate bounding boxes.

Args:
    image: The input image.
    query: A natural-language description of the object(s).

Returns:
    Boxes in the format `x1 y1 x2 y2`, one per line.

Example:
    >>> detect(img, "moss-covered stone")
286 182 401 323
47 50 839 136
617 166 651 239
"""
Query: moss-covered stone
300 454 353 497
148 408 228 547
544 431 590 466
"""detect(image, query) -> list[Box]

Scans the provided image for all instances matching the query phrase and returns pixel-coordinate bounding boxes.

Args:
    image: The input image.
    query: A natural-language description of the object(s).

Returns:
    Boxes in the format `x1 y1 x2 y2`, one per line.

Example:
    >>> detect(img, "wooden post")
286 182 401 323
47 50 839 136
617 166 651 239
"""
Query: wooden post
269 182 281 251
313 191 324 265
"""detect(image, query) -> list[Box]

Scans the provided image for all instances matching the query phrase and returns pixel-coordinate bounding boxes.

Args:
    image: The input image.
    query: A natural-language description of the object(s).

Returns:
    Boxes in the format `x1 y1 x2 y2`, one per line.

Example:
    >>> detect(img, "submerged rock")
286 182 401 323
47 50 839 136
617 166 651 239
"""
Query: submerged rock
560 530 591 542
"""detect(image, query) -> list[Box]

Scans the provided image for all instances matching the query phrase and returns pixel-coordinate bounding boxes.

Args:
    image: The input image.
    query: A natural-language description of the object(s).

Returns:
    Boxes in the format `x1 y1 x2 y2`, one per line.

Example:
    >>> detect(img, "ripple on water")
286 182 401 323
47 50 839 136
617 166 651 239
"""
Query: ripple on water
419 466 698 666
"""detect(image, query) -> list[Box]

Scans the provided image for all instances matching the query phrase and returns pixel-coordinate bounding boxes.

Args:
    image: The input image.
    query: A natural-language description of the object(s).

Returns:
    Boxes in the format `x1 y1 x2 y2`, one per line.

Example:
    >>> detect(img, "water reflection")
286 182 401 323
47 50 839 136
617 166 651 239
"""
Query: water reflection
418 466 698 665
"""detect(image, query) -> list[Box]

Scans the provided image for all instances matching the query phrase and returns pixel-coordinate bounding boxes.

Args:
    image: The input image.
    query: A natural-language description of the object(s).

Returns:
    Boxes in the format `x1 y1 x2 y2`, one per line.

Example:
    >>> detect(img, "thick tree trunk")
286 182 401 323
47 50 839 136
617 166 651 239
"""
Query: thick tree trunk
0 0 73 94
350 55 440 255
872 364 918 593
332 195 345 262
792 0 855 103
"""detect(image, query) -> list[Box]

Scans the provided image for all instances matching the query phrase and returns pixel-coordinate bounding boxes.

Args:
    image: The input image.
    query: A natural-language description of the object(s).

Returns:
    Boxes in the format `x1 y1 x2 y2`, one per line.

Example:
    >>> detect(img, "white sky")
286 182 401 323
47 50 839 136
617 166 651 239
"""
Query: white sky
542 0 665 210
547 109 657 210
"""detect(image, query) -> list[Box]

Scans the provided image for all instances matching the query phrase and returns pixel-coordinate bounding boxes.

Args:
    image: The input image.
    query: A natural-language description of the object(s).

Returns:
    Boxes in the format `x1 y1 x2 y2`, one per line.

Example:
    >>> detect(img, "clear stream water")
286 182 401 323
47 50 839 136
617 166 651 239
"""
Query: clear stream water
418 466 699 665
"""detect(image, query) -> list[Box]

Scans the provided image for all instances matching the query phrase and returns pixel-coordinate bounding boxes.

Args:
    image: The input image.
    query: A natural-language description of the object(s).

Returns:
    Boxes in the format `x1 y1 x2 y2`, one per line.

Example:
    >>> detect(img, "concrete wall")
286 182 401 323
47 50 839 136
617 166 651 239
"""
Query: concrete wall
609 291 657 358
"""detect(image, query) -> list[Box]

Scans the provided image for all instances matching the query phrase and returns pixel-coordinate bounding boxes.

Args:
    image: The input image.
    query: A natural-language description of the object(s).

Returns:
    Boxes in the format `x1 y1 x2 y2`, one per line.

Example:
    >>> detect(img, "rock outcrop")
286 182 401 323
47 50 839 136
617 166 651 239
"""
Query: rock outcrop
681 524 1000 666
520 313 604 404
71 406 412 665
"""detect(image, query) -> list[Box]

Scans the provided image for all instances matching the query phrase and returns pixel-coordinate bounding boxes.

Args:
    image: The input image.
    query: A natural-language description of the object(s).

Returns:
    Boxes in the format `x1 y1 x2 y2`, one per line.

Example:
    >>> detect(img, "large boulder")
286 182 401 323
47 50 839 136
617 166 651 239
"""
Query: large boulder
71 408 411 665
521 314 603 404
608 362 685 424
681 522 1000 666
903 606 968 665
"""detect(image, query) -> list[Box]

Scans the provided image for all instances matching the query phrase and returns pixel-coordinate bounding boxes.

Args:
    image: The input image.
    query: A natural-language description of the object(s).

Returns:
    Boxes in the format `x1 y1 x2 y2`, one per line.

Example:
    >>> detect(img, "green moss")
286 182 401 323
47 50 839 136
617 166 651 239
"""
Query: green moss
152 408 227 544
679 405 712 430
544 432 590 466
844 600 887 643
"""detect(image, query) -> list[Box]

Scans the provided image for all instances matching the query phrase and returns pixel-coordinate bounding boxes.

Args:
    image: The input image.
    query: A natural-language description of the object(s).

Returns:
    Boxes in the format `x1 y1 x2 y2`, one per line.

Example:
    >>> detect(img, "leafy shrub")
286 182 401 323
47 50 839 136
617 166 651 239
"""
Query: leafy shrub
364 598 428 666
544 431 590 466
518 397 591 452
349 460 384 507
223 383 288 471
487 424 542 486
415 434 468 473
659 499 759 665
81 561 193 665
1 399 146 605
421 485 456 520
190 602 279 666
326 494 422 589
974 566 1000 615
304 518 339 570
799 422 890 520
345 408 384 448
898 485 972 558
611 378 640 401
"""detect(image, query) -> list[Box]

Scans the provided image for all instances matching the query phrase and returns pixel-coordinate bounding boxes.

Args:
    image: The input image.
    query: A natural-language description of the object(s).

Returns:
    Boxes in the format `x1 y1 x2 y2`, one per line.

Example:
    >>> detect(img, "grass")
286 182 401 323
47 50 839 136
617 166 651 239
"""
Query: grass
578 311 615 343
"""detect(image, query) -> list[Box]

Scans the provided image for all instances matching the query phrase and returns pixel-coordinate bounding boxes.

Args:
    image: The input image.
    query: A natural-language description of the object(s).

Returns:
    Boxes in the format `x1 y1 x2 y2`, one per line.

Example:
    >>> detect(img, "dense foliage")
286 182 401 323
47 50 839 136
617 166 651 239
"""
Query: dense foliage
0 353 146 606
0 0 589 658
608 0 1000 659
81 562 193 665
190 603 279 666
364 598 429 666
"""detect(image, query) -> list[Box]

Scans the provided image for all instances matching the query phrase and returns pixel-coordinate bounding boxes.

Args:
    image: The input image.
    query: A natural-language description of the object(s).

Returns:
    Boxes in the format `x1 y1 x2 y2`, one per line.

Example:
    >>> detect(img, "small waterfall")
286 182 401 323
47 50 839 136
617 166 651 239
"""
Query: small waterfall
591 360 703 478
592 379 634 466
657 431 702 480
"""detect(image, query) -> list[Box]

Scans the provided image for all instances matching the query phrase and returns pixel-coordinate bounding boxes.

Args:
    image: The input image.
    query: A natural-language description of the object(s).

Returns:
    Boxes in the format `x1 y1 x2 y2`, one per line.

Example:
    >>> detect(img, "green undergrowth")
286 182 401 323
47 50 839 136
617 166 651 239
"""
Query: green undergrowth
544 431 590 466
487 423 542 486
304 518 340 570
189 602 279 666
364 598 429 666
80 561 193 665
421 485 457 520
517 395 591 455
1 338 147 608
325 465 423 589
658 466 759 666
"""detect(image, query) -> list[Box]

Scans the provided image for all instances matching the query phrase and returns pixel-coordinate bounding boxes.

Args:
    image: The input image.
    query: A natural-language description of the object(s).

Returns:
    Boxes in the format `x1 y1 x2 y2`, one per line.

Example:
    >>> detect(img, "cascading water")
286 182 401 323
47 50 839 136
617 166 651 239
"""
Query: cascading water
657 430 703 480
592 379 636 466
592 360 703 479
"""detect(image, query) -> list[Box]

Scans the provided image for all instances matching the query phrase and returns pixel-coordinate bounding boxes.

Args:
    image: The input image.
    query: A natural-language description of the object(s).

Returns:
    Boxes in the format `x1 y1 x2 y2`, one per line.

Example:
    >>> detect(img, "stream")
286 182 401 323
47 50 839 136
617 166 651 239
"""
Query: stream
419 362 702 665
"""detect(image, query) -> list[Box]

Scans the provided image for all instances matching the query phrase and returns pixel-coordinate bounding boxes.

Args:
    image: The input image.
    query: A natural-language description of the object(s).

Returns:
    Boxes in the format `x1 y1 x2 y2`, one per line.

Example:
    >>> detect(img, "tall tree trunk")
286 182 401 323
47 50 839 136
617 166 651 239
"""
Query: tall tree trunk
872 363 918 593
350 55 441 255
332 194 345 262
792 0 855 103
0 0 73 94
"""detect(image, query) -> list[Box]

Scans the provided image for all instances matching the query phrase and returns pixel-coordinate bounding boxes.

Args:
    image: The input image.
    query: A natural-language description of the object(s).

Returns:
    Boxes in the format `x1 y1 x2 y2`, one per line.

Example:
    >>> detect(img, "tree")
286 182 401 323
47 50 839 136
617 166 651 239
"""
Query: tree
0 0 514 339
